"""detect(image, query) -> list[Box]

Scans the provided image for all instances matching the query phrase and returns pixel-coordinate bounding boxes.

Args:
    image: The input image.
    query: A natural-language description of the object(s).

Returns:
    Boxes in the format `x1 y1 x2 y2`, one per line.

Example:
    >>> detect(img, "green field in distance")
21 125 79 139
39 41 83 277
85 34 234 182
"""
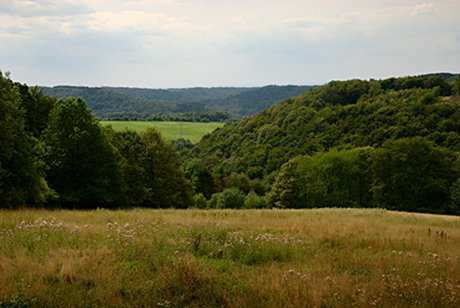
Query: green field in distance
101 121 224 143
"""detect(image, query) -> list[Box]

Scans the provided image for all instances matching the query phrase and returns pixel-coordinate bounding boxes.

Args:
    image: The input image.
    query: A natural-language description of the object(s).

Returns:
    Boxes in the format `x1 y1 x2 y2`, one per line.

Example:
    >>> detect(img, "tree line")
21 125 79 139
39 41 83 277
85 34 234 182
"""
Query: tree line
266 140 459 213
0 72 192 209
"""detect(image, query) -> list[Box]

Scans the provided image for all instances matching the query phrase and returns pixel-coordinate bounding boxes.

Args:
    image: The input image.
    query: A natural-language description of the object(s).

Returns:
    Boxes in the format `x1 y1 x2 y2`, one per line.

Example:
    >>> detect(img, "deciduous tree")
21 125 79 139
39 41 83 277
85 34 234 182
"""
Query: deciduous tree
43 97 123 207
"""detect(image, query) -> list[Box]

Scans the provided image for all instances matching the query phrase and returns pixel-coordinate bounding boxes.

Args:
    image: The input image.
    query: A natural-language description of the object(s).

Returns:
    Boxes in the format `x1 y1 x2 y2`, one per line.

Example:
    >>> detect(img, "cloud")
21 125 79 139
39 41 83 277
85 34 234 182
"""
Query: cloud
0 0 91 17
1 0 459 87
412 2 434 16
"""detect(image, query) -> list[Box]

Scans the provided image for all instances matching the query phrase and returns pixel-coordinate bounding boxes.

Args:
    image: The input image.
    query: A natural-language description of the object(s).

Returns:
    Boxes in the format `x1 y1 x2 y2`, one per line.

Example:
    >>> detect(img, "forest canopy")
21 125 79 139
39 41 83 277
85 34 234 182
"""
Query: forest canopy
184 74 460 214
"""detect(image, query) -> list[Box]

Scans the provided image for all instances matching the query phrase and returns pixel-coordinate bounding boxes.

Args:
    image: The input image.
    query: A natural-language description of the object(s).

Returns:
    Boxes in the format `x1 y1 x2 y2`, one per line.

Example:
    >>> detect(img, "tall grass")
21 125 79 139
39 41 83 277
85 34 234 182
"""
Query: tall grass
0 208 459 307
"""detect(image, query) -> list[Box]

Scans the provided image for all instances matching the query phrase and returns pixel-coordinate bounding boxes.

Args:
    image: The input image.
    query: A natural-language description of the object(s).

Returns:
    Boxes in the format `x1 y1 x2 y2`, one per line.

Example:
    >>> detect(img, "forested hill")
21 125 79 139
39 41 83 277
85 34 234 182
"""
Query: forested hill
2 70 460 213
201 85 315 117
185 74 460 213
41 85 313 121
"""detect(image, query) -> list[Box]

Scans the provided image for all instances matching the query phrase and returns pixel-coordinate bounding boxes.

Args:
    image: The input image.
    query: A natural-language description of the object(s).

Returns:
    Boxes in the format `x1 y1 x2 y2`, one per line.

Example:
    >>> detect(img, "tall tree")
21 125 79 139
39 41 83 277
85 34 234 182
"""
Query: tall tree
107 129 149 205
17 84 56 137
43 97 123 207
141 129 193 208
370 137 459 213
265 156 303 208
0 72 45 207
110 128 193 208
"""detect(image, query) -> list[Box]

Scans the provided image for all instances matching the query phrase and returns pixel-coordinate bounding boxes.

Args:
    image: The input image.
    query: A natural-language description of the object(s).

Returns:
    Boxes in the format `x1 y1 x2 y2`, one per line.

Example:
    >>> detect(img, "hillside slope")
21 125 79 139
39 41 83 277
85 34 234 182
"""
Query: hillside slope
203 85 314 117
186 75 460 182
42 85 312 120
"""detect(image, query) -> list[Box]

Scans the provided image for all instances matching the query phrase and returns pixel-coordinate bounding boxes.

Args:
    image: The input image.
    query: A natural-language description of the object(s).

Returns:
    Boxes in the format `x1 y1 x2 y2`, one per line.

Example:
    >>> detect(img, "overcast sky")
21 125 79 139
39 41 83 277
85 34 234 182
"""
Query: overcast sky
1 0 459 88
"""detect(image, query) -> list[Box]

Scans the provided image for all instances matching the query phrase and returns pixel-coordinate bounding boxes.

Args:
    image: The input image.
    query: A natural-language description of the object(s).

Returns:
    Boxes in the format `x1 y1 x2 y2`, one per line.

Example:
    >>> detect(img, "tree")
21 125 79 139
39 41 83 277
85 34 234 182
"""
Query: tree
450 179 460 214
318 79 370 106
265 157 303 208
370 137 459 213
244 190 266 209
192 167 216 199
110 128 193 208
106 129 148 205
296 147 373 208
140 128 193 208
0 72 47 208
16 84 56 137
208 188 245 209
453 75 460 95
43 97 124 207
193 193 208 209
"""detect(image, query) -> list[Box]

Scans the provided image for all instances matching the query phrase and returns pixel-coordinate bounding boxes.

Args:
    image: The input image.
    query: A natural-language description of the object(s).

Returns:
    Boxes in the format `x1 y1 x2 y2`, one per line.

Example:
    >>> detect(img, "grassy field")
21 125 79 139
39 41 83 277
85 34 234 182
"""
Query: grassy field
1 208 459 307
101 121 225 143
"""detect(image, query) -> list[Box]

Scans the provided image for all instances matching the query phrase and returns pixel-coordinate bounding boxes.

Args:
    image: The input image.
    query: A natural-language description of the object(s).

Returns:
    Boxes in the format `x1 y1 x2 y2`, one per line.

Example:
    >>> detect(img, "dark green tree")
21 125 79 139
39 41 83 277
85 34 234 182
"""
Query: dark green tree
244 190 266 208
208 188 245 209
16 84 56 137
296 147 373 208
318 79 370 105
0 72 47 207
450 178 460 214
265 157 303 208
43 97 124 207
453 75 460 95
193 167 216 199
107 129 148 205
110 128 193 208
370 137 459 213
140 129 193 208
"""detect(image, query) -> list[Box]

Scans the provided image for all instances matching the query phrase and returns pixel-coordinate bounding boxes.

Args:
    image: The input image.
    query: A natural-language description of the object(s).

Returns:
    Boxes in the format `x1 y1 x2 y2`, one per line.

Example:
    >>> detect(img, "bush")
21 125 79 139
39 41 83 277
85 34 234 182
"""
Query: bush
219 188 245 209
208 188 245 209
207 193 221 209
244 191 266 209
193 193 207 209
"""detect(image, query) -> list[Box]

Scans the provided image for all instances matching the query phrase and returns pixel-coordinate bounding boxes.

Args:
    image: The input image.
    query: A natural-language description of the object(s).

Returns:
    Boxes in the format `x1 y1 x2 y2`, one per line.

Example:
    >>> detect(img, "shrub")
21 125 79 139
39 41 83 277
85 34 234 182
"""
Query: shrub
208 188 245 209
193 193 207 209
244 191 266 209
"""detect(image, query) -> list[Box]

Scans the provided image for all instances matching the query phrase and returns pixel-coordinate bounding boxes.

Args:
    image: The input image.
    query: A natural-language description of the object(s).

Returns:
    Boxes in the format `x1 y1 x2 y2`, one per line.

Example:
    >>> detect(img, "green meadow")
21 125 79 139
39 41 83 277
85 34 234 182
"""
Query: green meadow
1 208 459 307
101 121 225 143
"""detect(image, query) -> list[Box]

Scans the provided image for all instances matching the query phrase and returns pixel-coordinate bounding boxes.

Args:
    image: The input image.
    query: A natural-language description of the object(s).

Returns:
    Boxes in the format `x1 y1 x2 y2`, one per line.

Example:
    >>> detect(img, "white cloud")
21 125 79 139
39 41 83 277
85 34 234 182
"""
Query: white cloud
1 0 459 87
412 2 434 16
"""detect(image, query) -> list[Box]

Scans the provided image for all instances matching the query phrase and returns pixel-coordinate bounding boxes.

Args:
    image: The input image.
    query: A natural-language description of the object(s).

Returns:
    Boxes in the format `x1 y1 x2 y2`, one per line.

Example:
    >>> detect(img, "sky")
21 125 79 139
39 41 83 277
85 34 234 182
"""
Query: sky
1 0 460 88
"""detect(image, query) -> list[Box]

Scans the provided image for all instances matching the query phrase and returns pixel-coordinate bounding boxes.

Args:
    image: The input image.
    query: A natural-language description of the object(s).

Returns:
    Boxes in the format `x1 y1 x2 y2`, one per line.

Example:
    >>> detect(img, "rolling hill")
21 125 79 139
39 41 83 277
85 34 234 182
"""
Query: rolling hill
41 85 313 120
184 74 460 198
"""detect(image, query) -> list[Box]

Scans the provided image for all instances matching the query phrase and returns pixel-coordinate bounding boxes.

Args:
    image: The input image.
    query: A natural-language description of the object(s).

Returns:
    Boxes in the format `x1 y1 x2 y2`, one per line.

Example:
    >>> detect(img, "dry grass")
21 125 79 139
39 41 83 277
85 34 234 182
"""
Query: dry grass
0 208 459 307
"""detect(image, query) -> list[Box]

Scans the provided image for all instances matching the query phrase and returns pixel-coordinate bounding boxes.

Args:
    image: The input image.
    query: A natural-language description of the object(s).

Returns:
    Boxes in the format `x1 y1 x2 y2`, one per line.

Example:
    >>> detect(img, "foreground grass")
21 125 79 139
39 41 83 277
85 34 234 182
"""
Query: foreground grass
0 208 459 307
101 121 224 143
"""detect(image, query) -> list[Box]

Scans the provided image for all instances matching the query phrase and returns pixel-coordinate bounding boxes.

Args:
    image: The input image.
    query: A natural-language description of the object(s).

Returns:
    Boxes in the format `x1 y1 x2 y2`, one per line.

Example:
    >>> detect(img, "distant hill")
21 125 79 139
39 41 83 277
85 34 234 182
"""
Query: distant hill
41 85 314 121
417 72 458 82
204 85 314 117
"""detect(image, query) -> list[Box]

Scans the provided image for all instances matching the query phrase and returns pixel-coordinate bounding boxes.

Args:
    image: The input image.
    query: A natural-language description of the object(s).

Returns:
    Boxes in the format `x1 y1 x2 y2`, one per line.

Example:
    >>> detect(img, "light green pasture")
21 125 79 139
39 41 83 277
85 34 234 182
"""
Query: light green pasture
102 121 224 143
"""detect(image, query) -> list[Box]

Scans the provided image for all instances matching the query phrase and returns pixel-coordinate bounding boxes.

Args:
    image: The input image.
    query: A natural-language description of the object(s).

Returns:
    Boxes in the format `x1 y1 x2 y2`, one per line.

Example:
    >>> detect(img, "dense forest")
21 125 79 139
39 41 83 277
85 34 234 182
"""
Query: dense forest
1 71 460 214
0 72 193 209
184 74 460 214
42 85 313 121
